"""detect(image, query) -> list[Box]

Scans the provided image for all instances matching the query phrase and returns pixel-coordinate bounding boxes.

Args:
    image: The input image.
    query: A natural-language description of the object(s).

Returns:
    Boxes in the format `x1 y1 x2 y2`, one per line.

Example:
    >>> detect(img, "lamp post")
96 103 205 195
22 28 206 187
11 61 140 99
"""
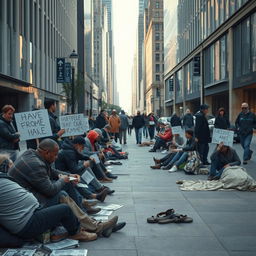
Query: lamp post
69 49 78 114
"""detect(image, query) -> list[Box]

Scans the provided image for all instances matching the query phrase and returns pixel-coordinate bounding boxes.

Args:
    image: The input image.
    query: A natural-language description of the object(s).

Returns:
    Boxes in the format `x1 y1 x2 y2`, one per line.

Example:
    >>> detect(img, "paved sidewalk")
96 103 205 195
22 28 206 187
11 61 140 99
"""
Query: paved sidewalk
81 134 256 256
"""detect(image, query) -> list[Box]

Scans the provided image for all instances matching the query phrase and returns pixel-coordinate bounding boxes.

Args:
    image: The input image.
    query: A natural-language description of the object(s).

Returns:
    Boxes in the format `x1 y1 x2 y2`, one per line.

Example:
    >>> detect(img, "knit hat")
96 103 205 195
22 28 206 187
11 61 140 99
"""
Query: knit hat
72 136 86 145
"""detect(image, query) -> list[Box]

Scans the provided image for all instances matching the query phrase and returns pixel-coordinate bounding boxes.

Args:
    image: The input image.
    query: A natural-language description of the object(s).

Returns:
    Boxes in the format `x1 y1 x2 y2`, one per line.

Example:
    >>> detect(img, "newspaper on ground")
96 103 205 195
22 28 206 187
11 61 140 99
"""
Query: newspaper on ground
43 239 79 251
101 204 123 211
92 215 109 221
81 171 94 184
50 250 88 256
3 249 36 256
92 210 113 216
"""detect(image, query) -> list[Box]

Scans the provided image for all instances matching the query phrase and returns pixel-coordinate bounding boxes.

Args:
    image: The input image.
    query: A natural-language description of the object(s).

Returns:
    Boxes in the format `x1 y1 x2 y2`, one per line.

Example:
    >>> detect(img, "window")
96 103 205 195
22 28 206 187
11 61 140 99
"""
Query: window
169 77 174 91
155 2 160 9
155 53 160 62
155 12 159 18
156 74 160 81
155 32 160 41
156 64 160 72
155 23 160 31
220 36 226 79
155 43 160 51
252 13 256 72
241 18 251 75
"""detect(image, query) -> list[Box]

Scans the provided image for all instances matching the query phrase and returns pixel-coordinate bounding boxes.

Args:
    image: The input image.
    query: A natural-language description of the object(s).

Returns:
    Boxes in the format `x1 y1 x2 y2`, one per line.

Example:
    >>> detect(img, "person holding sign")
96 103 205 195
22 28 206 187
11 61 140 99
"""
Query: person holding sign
235 103 256 165
0 105 20 161
208 142 241 180
44 99 65 142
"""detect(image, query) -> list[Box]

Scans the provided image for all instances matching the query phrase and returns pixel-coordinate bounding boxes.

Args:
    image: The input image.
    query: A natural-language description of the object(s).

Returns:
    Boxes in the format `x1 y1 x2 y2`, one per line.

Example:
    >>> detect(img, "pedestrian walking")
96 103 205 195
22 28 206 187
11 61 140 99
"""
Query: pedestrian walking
194 104 211 165
148 112 157 141
95 110 108 129
128 116 133 135
109 109 121 142
214 107 230 130
182 109 194 130
235 102 256 164
0 105 20 161
132 111 145 144
142 113 149 139
119 110 129 144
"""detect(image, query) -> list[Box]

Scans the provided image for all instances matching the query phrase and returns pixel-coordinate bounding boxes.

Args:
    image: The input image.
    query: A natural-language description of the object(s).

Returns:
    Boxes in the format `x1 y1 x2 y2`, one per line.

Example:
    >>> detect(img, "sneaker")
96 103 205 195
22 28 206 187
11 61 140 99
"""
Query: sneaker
161 150 167 154
168 166 178 173
69 230 97 242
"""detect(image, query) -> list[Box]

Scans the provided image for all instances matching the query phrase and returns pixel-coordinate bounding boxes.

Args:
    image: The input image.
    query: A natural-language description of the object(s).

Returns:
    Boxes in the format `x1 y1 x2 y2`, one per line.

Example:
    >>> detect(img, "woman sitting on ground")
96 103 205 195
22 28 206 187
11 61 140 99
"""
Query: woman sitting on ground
208 142 241 180
167 129 197 173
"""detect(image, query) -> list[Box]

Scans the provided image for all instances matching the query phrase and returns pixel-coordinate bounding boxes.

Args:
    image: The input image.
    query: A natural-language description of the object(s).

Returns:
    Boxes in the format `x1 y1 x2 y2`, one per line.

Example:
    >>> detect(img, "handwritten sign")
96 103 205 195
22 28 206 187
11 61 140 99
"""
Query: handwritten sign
15 109 52 141
81 171 94 184
212 128 234 147
59 114 89 137
171 126 183 135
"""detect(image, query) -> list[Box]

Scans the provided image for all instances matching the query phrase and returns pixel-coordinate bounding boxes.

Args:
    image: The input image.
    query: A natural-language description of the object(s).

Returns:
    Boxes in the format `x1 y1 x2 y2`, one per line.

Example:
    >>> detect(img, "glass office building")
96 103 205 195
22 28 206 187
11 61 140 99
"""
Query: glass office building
164 0 256 121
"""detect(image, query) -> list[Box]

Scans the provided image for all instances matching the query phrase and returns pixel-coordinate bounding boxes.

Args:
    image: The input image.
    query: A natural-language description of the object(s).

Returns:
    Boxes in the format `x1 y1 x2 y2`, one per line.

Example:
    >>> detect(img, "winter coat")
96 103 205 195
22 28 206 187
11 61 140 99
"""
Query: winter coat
194 111 211 143
119 114 129 130
55 139 90 175
132 115 145 129
109 115 121 133
95 114 108 129
210 148 241 167
182 113 194 128
87 130 99 151
235 111 256 136
0 115 19 150
214 115 230 130
159 128 172 141
47 111 61 141
170 114 182 127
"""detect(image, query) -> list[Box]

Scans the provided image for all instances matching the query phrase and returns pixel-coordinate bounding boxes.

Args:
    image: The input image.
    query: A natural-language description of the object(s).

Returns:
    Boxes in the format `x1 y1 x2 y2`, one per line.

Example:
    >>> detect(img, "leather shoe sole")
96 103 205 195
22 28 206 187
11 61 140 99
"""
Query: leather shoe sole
112 222 126 232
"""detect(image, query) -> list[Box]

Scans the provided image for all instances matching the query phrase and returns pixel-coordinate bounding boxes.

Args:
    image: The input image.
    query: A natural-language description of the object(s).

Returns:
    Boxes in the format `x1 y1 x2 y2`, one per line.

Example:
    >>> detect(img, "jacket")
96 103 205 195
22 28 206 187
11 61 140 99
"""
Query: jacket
182 137 197 152
148 115 157 126
195 111 211 143
109 115 121 133
159 128 172 141
235 111 256 136
95 114 108 129
182 113 194 128
214 115 230 130
55 139 90 175
48 111 61 141
100 128 111 145
8 149 67 205
211 148 241 167
170 114 182 127
119 114 129 130
87 130 99 151
132 115 145 129
0 115 20 150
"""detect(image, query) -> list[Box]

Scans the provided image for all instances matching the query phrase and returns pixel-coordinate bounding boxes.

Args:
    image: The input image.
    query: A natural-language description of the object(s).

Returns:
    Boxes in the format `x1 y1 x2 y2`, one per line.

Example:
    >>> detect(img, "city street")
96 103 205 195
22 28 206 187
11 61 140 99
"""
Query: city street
83 134 256 256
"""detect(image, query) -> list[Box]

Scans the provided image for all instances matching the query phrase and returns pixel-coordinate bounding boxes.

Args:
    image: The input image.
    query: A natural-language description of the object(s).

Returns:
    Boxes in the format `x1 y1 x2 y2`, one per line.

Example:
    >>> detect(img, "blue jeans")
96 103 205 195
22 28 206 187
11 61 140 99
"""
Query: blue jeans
240 133 253 161
169 152 188 167
143 126 148 138
209 159 225 177
148 126 155 140
135 128 143 144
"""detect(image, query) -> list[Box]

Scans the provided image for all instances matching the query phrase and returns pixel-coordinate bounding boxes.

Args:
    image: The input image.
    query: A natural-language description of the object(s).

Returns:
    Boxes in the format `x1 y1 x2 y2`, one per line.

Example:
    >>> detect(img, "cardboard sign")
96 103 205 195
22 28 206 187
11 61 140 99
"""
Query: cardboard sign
59 114 89 137
212 128 234 147
15 109 52 141
81 170 94 184
171 126 183 135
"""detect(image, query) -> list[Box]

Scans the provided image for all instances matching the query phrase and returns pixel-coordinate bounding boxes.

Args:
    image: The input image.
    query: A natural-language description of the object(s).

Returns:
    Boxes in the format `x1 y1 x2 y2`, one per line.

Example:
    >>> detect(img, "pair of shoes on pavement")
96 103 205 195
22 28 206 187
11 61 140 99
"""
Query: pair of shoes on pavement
168 165 178 173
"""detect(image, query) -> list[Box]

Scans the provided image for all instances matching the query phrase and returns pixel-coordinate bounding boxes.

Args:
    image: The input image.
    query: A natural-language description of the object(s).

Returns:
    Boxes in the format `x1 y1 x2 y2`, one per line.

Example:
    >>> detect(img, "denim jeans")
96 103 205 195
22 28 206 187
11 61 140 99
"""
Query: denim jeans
44 190 69 208
197 143 209 164
17 204 79 239
169 152 188 167
240 133 253 161
62 183 83 208
119 129 127 144
135 128 143 144
143 126 148 138
162 153 176 166
209 159 224 177
148 126 155 140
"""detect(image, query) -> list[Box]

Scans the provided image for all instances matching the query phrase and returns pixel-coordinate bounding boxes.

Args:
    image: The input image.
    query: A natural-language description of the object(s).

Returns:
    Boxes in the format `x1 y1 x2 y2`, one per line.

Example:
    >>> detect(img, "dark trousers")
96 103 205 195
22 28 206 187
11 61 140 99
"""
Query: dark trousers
161 153 176 167
110 133 119 142
128 125 133 135
198 143 209 164
209 155 225 177
17 204 79 239
153 137 166 151
148 126 155 140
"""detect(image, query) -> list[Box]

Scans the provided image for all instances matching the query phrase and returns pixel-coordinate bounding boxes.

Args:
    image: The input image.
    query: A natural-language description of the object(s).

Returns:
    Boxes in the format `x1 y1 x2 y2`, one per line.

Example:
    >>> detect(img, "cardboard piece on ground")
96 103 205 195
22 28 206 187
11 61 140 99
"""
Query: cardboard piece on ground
43 239 79 251
93 216 109 221
212 128 234 147
3 249 36 256
92 210 113 216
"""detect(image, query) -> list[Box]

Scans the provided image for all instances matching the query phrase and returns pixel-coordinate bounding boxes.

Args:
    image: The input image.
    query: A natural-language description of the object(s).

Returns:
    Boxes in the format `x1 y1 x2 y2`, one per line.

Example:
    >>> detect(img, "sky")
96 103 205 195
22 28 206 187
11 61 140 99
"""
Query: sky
112 0 138 114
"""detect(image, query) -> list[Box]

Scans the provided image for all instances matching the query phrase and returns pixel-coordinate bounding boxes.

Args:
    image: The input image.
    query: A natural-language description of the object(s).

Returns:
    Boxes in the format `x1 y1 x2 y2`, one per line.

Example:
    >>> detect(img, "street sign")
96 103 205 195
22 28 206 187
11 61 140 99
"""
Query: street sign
65 62 71 83
56 58 65 83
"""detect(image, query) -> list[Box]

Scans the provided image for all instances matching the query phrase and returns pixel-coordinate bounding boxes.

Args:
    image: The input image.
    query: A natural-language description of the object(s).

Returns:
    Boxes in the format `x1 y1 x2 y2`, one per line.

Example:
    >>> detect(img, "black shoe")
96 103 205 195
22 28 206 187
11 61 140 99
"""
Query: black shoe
162 166 171 170
204 161 211 165
243 161 248 165
96 188 108 202
149 149 156 152
106 172 118 179
112 222 126 232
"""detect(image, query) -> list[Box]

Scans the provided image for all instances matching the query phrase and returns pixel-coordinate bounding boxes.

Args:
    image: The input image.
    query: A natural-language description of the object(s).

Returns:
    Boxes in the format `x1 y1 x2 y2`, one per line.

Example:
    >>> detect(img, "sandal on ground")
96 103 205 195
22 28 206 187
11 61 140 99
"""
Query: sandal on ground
158 214 193 224
147 209 175 223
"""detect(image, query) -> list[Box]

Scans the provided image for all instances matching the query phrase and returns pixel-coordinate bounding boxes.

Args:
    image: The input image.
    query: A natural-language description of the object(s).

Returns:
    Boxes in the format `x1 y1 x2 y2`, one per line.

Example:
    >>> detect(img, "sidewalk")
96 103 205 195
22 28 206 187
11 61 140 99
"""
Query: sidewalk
83 133 256 256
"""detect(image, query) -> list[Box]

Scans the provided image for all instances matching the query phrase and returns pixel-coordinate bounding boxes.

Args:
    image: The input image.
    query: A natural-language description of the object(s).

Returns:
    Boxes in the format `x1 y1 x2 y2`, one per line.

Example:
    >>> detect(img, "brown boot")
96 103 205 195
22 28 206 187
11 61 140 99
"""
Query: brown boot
82 200 101 215
69 230 97 242
96 216 118 236
150 164 161 169
99 177 113 183
153 157 161 164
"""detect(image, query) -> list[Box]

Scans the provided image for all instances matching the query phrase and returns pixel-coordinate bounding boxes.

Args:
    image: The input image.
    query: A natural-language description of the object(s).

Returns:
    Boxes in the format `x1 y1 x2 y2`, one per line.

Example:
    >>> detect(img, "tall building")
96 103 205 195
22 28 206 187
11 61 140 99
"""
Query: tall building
164 0 256 121
0 0 77 113
144 0 164 116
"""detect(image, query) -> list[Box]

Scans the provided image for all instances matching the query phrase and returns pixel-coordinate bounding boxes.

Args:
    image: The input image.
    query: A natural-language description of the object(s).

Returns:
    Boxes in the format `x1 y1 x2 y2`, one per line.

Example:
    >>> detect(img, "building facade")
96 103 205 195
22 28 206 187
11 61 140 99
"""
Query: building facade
0 0 77 113
164 0 256 121
144 0 164 116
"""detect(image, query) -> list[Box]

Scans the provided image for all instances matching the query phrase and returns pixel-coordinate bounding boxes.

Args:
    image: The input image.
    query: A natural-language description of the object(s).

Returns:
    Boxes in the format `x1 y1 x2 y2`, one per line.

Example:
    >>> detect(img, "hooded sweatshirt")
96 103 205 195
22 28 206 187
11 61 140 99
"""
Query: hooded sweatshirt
87 130 99 151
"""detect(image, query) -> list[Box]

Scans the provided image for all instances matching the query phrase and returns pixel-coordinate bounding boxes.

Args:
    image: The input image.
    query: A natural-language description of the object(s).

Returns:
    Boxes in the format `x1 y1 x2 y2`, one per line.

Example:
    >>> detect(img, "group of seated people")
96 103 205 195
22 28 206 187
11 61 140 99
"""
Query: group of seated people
0 124 128 247
149 124 241 180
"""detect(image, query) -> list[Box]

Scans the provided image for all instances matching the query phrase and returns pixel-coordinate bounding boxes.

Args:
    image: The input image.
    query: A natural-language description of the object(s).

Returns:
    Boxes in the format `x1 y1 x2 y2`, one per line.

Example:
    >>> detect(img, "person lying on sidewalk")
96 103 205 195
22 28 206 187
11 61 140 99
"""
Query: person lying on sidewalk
208 142 241 180
149 126 173 152
167 129 197 173
151 134 184 169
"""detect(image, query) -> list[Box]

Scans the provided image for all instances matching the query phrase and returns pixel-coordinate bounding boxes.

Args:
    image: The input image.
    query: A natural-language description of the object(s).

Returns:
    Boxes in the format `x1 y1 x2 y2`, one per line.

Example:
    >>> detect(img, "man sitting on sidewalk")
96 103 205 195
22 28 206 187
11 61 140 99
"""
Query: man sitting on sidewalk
208 142 241 180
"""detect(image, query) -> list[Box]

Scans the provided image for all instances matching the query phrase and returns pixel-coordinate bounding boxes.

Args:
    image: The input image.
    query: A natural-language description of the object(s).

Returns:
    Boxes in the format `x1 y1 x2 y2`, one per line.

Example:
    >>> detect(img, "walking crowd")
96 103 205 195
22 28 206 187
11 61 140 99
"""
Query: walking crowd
0 101 133 248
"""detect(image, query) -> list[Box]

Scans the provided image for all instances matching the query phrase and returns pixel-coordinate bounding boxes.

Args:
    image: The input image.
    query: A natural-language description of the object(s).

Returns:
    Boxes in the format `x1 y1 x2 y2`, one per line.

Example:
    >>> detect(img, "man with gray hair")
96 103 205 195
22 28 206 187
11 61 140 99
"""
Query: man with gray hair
235 102 256 164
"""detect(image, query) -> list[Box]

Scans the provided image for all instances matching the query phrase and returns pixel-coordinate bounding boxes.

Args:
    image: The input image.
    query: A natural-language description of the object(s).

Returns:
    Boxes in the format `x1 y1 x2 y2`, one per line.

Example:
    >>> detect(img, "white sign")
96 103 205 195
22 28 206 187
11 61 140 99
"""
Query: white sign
212 128 234 147
59 114 89 137
91 153 100 164
81 170 94 184
171 126 183 135
15 109 52 141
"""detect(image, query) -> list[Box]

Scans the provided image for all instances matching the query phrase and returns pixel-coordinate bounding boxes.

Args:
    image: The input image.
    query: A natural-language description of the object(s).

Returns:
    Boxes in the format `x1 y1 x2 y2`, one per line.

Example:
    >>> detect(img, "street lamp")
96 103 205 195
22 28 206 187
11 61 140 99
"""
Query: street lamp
69 49 78 114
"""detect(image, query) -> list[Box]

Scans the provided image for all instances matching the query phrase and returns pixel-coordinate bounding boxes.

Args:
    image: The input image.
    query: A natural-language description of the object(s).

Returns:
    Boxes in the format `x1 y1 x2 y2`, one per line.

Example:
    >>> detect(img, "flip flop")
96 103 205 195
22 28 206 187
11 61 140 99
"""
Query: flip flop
147 209 175 223
158 214 193 224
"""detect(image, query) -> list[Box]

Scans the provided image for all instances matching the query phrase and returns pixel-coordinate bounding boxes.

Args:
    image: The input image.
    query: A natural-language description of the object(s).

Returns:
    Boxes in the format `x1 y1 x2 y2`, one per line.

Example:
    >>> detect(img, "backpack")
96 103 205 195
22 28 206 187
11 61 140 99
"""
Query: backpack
184 151 202 175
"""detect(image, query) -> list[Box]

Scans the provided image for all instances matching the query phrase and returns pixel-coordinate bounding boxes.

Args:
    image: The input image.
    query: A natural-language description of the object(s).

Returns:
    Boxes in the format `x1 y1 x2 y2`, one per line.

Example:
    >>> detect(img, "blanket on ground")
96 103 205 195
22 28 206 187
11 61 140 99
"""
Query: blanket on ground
177 166 256 191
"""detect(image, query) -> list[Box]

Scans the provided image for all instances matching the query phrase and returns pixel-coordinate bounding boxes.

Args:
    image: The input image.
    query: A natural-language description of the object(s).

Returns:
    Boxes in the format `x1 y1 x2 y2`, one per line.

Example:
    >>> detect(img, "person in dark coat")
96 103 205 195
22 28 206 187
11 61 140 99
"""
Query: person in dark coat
182 109 194 130
214 107 230 130
132 111 145 144
235 102 256 164
194 104 211 165
0 105 20 161
170 113 182 127
148 113 157 140
95 110 108 129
